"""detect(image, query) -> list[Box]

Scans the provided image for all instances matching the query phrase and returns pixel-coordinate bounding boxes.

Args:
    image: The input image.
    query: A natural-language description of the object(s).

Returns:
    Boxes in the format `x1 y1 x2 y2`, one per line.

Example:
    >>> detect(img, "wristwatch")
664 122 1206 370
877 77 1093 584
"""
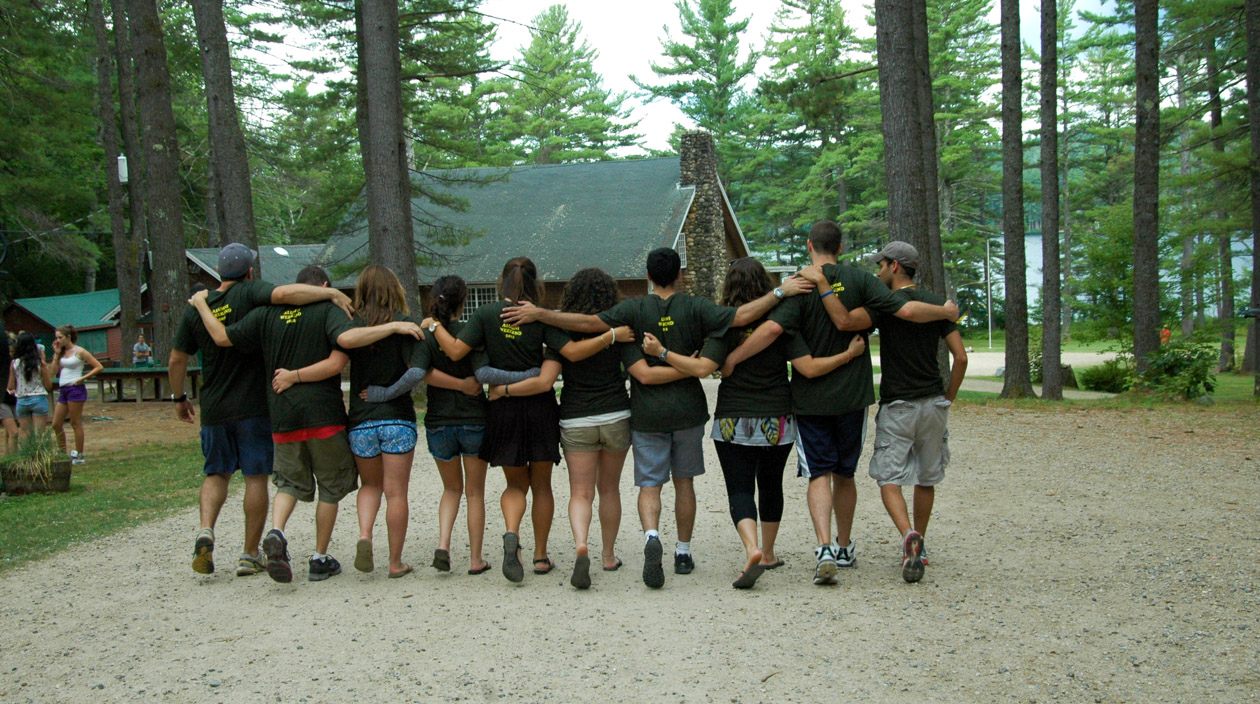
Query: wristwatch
773 287 785 299
657 348 669 362
427 322 438 333
170 393 187 402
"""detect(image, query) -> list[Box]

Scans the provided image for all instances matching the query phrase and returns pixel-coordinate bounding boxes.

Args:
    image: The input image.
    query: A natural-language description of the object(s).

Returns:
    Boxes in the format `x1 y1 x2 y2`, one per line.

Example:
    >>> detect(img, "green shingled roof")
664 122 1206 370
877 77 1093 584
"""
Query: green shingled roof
186 244 326 286
13 289 120 329
318 157 695 287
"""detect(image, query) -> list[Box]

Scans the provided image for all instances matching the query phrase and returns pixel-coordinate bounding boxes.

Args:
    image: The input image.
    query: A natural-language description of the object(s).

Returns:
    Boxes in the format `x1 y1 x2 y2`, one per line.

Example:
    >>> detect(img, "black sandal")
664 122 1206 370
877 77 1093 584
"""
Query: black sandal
533 556 554 574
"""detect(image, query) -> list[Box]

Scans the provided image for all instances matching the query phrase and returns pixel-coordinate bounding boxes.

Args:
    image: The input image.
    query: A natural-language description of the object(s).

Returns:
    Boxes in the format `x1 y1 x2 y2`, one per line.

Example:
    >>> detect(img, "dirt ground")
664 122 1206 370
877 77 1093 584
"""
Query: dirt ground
1 386 1257 703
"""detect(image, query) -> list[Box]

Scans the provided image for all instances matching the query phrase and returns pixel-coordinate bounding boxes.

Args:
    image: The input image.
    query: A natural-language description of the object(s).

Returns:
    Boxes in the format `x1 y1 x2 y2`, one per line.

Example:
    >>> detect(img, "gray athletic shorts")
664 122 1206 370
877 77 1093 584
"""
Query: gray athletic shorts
631 424 705 487
868 396 951 487
0 403 14 421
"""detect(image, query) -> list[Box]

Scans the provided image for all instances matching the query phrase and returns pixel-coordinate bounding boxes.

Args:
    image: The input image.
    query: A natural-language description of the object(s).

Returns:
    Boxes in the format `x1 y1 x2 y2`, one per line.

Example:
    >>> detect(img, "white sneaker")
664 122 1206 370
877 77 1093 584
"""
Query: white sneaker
70 451 85 466
813 545 838 585
833 540 856 567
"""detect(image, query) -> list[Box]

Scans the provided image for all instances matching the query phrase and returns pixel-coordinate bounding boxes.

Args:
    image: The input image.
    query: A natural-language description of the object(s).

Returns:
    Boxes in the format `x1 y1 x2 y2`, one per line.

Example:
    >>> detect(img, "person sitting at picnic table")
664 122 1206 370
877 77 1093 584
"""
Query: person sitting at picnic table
133 333 153 367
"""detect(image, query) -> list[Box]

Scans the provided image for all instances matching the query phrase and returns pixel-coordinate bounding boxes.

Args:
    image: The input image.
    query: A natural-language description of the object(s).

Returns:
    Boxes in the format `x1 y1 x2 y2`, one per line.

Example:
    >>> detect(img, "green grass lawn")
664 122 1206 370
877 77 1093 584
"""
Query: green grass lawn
0 443 204 572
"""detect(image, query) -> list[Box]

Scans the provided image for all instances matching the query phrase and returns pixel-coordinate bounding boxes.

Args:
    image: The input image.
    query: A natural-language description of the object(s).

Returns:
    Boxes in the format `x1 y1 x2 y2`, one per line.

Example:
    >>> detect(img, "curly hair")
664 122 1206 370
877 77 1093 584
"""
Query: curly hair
560 267 620 315
428 275 467 323
720 258 772 308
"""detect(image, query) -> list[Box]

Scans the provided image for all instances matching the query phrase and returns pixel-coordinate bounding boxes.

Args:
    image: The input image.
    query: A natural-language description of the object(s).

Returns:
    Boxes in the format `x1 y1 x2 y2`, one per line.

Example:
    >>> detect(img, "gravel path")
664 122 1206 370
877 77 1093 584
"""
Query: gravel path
1 384 1256 703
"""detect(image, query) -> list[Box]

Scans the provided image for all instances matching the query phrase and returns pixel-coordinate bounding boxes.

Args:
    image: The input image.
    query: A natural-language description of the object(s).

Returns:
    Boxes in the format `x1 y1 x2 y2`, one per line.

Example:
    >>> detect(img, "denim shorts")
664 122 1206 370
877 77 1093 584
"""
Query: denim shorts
426 424 485 462
16 395 49 418
200 414 274 476
349 420 418 459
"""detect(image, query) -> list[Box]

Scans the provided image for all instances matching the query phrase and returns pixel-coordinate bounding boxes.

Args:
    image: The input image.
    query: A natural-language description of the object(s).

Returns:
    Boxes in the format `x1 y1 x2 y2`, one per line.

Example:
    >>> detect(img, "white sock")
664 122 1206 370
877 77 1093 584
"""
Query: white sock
675 541 691 556
312 552 326 561
644 530 659 543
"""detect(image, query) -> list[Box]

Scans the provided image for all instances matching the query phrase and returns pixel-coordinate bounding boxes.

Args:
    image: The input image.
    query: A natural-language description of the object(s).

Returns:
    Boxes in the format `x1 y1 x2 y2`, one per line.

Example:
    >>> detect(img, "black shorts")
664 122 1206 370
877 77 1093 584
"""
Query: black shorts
795 408 868 479
479 393 561 467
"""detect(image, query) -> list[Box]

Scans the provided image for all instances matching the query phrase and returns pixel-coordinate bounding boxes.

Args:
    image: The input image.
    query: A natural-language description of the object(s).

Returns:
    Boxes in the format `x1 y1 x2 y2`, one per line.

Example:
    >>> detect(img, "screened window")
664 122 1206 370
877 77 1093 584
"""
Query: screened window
461 285 499 321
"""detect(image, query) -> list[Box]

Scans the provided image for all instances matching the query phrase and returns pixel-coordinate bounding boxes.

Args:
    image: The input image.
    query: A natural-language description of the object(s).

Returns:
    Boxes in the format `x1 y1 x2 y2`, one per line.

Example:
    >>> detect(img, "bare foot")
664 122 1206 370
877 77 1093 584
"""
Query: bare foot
602 554 622 571
744 548 764 576
760 551 781 567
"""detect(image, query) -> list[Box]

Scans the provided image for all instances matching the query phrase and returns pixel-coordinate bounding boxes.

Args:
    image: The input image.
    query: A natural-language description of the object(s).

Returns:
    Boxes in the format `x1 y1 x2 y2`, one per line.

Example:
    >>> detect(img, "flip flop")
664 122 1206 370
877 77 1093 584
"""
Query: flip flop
602 558 623 572
387 564 413 579
432 549 451 572
354 539 373 573
502 533 524 583
762 559 785 570
732 564 765 590
533 557 554 575
468 562 492 575
570 555 591 589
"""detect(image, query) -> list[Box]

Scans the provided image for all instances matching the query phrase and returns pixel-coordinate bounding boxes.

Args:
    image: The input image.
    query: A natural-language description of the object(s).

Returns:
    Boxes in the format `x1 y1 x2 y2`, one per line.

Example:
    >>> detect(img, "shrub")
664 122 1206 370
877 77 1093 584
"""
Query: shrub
1079 359 1134 393
1136 340 1217 400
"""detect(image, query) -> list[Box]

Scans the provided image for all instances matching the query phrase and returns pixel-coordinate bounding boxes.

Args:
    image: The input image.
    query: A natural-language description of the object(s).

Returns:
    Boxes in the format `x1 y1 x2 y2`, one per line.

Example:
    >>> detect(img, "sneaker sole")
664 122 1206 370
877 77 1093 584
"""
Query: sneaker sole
308 564 341 581
235 563 262 577
813 560 838 585
571 555 591 590
643 539 664 589
502 533 523 583
191 535 215 574
902 533 924 583
354 539 373 573
262 534 292 583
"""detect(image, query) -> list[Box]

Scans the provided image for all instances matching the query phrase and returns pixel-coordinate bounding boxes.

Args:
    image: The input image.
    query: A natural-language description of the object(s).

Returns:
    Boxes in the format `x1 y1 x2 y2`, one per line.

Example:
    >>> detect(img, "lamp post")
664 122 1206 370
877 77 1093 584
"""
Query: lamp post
117 154 128 185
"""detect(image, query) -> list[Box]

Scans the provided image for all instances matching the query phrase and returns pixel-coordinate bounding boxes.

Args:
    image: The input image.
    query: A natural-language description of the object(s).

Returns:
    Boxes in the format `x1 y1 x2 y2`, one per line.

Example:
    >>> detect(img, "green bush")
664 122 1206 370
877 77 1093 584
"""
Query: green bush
1136 340 1217 400
1078 359 1134 393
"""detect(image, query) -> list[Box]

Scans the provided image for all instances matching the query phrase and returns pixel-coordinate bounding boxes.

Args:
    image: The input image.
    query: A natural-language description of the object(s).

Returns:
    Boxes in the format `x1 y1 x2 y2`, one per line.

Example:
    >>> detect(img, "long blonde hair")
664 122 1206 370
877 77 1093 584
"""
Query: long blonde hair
353 265 409 326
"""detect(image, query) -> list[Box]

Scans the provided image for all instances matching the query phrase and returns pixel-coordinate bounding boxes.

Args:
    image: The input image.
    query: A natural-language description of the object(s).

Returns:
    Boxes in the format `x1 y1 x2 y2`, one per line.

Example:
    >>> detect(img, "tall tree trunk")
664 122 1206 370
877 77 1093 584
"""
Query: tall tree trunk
356 0 419 312
90 0 141 354
1194 235 1206 327
1205 37 1234 371
110 0 149 299
910 0 945 296
1040 0 1062 400
1000 0 1034 398
1061 82 1074 341
191 0 258 262
1132 0 1161 374
1175 65 1195 338
127 0 188 359
1244 0 1260 386
874 0 929 250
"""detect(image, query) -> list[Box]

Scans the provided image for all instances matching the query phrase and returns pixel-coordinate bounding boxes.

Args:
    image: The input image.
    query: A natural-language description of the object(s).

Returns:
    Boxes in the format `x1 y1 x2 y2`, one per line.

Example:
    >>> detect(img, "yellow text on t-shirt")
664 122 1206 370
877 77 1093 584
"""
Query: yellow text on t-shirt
280 308 302 325
499 323 522 339
658 316 675 331
212 304 232 322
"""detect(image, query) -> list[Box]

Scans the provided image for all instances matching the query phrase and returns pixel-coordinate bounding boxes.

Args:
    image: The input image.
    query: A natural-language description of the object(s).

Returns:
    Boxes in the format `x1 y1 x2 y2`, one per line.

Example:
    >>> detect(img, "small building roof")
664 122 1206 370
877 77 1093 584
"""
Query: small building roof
318 157 697 287
186 244 327 287
10 289 121 330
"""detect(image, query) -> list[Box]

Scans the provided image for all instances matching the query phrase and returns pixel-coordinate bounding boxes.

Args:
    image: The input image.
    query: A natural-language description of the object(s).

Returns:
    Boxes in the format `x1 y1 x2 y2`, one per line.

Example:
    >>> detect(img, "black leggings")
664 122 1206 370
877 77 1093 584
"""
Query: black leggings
712 441 792 526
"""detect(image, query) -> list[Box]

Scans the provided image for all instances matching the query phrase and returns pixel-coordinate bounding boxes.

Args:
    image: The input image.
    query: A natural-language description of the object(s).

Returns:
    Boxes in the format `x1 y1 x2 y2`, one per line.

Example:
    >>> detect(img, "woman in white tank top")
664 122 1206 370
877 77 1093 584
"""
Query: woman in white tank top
50 325 103 464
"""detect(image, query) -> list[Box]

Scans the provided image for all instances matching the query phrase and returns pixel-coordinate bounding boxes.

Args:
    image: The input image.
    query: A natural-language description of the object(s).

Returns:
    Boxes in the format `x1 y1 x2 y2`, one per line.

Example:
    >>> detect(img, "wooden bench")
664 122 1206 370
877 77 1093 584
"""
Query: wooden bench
92 366 202 402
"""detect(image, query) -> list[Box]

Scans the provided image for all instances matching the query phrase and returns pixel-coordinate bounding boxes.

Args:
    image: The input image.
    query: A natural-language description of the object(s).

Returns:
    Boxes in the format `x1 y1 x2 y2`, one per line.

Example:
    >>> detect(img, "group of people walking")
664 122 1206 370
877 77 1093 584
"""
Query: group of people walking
174 220 965 591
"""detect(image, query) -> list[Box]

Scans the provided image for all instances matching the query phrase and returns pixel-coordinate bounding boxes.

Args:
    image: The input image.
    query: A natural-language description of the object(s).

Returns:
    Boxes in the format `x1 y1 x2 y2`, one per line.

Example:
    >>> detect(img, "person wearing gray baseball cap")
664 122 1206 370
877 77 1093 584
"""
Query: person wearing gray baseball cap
865 241 921 271
169 242 356 579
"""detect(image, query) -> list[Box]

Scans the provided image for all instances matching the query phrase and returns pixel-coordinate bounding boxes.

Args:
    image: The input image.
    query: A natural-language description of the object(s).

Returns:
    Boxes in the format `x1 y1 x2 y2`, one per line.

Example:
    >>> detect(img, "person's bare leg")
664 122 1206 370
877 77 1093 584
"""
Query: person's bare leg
32 414 47 435
566 450 599 560
382 451 413 573
501 466 529 534
674 477 696 543
434 457 464 553
760 522 781 566
463 456 489 571
735 517 763 575
51 403 68 453
807 475 833 545
242 475 269 555
67 401 85 454
355 455 384 542
199 473 230 529
271 492 297 533
596 448 628 568
913 485 935 536
528 461 554 564
314 500 338 555
832 476 857 546
638 486 662 532
881 483 912 536
2 418 17 454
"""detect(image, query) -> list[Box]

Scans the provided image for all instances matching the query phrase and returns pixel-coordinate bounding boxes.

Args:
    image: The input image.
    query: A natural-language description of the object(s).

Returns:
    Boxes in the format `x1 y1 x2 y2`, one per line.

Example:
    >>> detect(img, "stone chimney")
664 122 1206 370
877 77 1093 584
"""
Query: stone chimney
678 131 726 302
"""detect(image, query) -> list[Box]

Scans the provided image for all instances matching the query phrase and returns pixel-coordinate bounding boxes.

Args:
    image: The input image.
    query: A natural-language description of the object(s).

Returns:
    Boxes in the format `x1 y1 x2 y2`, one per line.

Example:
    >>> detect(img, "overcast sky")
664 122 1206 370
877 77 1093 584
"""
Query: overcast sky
478 0 1112 154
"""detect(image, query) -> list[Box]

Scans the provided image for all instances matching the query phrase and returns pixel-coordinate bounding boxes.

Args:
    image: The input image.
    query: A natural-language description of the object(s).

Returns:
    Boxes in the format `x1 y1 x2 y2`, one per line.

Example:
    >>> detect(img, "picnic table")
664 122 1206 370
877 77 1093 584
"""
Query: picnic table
92 366 201 402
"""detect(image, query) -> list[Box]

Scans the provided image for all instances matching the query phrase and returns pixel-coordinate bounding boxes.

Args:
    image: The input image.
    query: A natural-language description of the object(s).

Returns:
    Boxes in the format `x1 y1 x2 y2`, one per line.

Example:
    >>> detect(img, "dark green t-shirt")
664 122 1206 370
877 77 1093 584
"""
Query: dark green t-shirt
557 331 631 421
701 322 793 419
411 319 488 428
225 301 356 434
771 263 905 415
172 280 276 426
872 288 957 402
458 301 570 371
598 293 735 433
347 313 418 427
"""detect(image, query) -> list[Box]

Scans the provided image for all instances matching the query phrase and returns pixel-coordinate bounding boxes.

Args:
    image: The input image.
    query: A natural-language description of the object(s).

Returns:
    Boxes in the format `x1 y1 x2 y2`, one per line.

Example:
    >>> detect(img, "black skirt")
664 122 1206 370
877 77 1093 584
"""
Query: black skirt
479 393 561 467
